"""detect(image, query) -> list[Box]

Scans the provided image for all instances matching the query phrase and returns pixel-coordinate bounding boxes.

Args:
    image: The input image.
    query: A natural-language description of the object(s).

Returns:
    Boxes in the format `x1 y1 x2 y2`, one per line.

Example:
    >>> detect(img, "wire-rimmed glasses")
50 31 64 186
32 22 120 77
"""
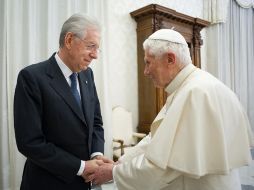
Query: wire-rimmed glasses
75 36 101 54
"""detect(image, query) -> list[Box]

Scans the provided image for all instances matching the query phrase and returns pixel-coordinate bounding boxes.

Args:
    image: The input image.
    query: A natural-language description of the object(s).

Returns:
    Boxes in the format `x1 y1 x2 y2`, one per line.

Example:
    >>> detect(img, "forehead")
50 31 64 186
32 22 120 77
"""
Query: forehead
144 50 155 61
83 29 100 42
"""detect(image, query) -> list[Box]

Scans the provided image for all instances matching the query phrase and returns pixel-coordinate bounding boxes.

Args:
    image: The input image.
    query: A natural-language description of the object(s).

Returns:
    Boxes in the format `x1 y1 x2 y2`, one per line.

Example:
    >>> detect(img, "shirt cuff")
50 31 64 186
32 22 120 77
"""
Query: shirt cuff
90 152 103 159
112 164 116 180
77 160 85 176
112 164 116 184
77 152 103 176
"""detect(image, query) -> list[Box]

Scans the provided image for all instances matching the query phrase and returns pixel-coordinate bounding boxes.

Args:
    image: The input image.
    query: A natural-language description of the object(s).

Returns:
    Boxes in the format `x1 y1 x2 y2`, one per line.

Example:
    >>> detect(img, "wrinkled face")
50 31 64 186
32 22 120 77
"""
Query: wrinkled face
144 50 169 88
67 28 100 72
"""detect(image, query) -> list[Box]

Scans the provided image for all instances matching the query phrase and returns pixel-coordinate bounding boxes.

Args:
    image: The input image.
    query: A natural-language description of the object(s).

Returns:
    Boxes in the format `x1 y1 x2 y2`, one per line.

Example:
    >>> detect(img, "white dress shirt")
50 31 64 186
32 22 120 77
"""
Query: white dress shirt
54 53 103 176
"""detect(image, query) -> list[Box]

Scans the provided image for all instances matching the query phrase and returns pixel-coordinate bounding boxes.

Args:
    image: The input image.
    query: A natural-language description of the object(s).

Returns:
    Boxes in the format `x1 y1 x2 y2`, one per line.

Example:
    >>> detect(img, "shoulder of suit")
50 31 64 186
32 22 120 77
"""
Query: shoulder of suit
19 59 50 80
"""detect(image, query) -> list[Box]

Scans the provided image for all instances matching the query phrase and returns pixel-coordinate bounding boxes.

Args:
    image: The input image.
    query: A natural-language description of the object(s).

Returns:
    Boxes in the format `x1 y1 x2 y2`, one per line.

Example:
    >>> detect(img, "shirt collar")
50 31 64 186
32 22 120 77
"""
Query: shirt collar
55 53 73 79
165 63 196 94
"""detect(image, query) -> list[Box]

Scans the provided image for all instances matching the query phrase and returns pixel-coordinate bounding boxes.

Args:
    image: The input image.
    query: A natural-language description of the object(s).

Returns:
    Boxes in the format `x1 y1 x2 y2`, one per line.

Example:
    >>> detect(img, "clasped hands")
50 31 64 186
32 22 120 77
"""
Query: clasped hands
81 156 116 186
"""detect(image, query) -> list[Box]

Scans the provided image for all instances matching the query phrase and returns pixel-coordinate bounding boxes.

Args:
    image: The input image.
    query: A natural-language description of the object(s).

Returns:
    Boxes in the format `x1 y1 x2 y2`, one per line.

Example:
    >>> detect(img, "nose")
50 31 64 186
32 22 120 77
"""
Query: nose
90 51 98 59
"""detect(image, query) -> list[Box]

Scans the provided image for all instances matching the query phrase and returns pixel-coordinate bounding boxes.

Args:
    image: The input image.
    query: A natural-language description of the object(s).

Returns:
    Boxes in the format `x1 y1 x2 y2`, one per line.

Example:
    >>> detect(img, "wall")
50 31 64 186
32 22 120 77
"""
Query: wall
104 0 206 130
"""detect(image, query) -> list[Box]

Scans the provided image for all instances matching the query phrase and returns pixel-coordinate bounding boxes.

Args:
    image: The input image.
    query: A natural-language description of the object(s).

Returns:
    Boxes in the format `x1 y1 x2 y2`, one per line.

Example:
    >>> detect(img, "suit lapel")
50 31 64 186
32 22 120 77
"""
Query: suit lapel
46 55 86 125
78 72 90 127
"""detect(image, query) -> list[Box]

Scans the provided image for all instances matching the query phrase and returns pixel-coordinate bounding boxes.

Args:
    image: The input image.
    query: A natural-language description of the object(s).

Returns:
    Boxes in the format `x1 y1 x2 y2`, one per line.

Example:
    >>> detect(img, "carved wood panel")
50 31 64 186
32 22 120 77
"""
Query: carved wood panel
130 4 210 134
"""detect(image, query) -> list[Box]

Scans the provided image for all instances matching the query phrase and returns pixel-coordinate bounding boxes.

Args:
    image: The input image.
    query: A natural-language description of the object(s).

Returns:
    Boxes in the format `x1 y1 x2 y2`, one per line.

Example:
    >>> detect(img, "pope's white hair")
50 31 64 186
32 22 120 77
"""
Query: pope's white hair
143 39 192 65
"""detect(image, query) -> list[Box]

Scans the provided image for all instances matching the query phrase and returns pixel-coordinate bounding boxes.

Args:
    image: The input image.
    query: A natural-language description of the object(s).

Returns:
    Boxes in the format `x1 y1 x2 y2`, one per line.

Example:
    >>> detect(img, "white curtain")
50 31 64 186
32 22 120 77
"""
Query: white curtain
235 0 254 8
0 0 112 189
206 0 254 131
205 0 254 187
203 0 230 23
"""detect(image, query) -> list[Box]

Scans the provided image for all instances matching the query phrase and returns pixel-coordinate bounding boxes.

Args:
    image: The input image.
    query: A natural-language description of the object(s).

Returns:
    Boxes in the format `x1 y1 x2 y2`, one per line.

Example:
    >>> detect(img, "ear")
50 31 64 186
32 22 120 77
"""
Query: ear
65 32 74 49
167 53 176 65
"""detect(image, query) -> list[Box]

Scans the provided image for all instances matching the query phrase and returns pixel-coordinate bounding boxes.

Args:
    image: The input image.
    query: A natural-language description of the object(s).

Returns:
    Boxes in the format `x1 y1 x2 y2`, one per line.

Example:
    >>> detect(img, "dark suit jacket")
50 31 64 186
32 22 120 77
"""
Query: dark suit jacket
14 54 104 190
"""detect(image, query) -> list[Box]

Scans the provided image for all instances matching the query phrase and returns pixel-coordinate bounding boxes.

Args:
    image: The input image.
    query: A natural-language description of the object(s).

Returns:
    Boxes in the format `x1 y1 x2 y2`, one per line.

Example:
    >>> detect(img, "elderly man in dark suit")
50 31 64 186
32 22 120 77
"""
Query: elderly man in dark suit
13 13 111 190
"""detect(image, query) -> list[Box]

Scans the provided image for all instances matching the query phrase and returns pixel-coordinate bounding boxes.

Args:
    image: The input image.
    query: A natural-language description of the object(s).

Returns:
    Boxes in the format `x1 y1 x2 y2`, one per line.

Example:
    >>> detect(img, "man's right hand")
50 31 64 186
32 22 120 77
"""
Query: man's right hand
81 159 104 182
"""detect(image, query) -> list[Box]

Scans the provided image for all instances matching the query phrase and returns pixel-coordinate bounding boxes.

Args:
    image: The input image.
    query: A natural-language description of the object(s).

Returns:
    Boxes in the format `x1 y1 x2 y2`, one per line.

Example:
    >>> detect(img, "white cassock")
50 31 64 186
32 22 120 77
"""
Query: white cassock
112 63 254 190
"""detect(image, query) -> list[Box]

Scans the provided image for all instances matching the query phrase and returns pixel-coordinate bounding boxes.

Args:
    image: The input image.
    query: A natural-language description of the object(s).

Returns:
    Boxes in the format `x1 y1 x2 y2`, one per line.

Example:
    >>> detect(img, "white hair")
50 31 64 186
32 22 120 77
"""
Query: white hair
59 13 101 48
143 39 192 65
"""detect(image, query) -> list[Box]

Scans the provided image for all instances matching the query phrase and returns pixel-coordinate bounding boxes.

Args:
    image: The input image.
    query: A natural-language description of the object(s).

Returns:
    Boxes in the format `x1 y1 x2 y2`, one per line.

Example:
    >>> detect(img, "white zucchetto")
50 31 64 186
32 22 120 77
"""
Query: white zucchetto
148 29 188 46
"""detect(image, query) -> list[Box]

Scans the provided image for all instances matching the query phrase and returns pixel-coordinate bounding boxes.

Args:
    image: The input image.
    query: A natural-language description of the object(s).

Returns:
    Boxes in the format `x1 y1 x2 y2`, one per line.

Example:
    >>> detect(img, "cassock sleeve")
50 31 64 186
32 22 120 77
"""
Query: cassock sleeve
118 135 150 163
113 154 181 190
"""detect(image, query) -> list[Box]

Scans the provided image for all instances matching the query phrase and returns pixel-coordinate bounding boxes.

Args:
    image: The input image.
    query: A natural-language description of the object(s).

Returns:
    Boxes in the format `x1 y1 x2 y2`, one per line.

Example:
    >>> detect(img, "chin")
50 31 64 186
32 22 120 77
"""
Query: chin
81 66 88 71
153 83 160 88
154 83 163 88
80 64 89 70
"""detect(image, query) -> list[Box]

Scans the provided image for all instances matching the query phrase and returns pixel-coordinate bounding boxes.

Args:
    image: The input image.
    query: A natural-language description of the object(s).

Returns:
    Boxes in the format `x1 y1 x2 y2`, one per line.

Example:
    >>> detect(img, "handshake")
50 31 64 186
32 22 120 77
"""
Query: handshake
81 156 116 186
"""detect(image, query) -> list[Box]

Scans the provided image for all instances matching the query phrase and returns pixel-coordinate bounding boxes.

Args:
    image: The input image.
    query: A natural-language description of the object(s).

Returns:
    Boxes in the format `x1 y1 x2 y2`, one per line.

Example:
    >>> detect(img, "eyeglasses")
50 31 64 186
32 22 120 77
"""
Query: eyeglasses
75 36 101 54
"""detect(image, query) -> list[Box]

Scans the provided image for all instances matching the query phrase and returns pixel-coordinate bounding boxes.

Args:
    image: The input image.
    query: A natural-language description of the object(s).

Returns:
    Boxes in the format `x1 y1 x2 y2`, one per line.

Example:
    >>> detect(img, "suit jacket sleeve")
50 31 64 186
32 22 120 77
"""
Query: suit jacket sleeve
88 69 104 154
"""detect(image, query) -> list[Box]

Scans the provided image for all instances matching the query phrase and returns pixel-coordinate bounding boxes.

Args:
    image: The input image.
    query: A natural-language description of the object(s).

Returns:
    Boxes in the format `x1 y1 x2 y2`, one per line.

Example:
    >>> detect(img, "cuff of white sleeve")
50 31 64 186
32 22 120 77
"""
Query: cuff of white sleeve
112 164 116 183
77 160 85 176
90 152 103 159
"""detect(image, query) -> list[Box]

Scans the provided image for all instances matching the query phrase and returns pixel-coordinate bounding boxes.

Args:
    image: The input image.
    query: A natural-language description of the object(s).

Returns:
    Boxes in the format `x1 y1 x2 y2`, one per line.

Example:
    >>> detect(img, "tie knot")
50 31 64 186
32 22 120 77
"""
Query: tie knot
70 73 78 83
70 73 78 81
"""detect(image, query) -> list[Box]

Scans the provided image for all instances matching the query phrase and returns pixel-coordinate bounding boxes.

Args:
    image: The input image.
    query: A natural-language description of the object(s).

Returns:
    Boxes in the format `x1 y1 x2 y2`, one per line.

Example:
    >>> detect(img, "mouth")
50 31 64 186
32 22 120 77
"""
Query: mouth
147 75 153 80
84 59 92 64
84 58 91 62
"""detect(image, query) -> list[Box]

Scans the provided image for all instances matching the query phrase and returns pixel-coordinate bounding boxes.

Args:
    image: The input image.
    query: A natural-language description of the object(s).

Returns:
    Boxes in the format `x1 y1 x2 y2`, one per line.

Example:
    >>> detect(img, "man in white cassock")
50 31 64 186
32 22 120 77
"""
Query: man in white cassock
87 29 254 190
